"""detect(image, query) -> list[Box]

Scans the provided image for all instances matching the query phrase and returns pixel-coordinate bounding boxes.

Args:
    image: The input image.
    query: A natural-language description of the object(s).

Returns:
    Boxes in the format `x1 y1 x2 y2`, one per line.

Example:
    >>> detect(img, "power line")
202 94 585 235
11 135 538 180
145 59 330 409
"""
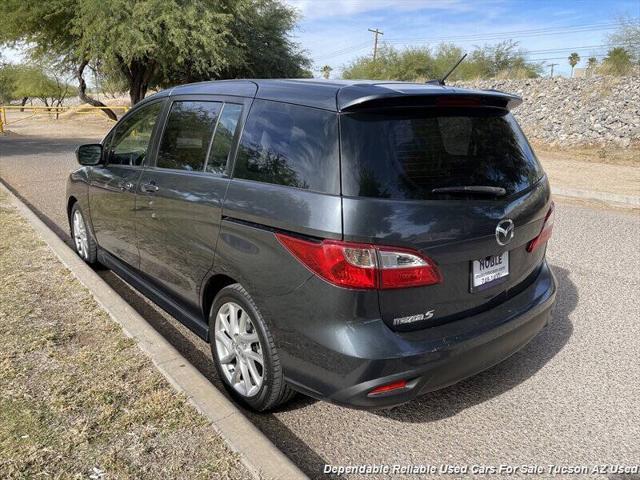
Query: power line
385 21 624 43
314 41 370 60
524 43 638 55
525 53 609 62
312 21 631 62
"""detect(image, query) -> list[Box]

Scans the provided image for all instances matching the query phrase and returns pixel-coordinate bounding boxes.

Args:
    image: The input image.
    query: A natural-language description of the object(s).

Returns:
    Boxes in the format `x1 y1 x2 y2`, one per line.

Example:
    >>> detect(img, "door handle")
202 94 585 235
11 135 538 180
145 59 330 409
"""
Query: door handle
141 181 159 193
119 181 134 191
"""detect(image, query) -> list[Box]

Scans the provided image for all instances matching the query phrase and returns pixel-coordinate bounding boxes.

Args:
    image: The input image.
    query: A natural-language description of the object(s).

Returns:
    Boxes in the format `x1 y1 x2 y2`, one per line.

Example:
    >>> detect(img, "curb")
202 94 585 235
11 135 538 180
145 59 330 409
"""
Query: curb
0 182 308 480
552 186 640 208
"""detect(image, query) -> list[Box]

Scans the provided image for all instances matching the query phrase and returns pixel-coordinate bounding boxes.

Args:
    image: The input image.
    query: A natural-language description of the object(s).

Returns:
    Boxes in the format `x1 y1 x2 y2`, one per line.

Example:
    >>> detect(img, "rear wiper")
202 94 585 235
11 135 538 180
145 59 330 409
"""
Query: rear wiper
431 185 507 196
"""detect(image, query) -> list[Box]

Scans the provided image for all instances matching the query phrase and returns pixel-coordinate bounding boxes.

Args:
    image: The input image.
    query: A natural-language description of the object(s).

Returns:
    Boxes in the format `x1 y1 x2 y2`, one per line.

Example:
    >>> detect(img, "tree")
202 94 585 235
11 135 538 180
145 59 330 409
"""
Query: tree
341 40 541 81
0 65 18 104
601 47 633 76
568 52 580 77
321 65 333 79
586 56 598 77
607 16 640 63
0 63 73 112
0 0 119 118
215 0 311 80
0 0 310 113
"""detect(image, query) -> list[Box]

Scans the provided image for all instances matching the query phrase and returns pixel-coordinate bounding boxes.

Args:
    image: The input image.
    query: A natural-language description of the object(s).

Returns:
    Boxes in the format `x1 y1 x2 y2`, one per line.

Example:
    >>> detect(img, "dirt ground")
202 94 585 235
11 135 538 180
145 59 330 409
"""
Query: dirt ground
2 113 639 198
0 189 251 479
533 143 640 167
2 112 115 139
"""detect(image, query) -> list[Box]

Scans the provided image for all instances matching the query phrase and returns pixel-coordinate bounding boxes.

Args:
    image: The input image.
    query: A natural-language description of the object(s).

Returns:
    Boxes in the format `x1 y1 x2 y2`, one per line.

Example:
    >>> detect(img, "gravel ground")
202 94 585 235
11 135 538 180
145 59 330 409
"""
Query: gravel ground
1 122 639 479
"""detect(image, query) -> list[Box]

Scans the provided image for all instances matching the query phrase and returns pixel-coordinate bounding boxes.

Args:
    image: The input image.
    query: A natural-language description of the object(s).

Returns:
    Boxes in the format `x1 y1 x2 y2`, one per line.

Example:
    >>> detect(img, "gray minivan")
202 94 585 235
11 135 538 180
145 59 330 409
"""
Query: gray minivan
67 79 556 410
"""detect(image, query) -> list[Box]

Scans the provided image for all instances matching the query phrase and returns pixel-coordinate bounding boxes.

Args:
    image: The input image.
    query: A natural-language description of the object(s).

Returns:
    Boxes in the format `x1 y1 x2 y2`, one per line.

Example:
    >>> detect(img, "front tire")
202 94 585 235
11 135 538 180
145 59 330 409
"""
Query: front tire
70 203 97 264
209 283 295 411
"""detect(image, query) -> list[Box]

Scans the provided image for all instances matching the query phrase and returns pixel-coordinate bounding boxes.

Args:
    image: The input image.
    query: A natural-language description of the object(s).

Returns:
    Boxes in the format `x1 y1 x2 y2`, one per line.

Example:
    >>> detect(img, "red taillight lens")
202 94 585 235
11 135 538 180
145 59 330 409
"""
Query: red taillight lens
368 379 408 396
275 233 441 290
275 234 377 289
527 202 555 253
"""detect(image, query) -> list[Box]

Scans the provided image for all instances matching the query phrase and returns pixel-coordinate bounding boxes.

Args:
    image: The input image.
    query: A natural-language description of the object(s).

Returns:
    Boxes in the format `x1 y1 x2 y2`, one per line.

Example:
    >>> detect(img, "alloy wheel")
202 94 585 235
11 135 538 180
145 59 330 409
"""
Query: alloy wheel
73 210 89 260
214 301 264 397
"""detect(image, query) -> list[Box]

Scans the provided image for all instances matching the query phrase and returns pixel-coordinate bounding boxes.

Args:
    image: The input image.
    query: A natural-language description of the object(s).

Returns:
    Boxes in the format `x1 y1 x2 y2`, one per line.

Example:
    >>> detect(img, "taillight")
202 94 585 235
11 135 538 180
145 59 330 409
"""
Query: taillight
378 248 442 288
275 233 441 290
527 202 555 253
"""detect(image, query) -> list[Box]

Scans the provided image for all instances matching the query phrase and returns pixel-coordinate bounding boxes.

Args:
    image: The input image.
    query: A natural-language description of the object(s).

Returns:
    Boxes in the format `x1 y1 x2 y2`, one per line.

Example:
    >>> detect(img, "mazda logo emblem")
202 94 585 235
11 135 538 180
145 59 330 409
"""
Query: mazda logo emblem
495 219 514 246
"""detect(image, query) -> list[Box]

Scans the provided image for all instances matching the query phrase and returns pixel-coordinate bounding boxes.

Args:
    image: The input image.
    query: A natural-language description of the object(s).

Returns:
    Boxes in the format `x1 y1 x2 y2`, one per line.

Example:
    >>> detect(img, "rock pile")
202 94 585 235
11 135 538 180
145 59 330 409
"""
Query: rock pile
454 76 640 147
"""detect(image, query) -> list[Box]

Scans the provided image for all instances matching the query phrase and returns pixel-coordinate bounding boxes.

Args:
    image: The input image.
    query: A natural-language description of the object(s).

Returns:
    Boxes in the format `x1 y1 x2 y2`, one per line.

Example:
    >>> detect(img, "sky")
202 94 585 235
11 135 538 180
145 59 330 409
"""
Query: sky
283 0 640 77
2 0 638 80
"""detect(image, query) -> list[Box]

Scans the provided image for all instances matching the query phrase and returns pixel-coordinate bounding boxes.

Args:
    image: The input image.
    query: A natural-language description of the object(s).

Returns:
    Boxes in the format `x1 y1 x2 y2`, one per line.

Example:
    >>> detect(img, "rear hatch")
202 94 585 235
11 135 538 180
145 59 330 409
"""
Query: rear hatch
340 104 553 331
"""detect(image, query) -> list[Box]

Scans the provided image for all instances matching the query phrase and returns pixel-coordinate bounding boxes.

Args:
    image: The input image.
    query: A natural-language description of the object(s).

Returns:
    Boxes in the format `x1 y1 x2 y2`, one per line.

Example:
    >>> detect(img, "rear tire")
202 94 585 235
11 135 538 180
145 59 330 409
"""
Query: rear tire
209 283 295 411
70 203 97 265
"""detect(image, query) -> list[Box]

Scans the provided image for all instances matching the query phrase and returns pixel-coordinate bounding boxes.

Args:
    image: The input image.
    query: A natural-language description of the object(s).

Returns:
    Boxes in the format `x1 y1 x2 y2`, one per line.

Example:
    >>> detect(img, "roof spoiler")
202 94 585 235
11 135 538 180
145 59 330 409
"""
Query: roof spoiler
338 89 523 112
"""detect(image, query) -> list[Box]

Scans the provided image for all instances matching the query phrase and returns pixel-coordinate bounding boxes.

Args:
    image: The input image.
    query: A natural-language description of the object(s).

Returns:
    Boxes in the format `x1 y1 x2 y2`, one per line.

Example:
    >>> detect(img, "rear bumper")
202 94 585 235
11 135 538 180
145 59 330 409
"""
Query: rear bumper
284 261 556 409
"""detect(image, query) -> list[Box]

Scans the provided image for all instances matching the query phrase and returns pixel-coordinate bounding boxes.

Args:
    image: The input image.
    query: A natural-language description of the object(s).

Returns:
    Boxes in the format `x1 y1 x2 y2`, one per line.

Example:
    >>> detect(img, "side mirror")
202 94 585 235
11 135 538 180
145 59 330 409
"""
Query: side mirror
76 144 103 166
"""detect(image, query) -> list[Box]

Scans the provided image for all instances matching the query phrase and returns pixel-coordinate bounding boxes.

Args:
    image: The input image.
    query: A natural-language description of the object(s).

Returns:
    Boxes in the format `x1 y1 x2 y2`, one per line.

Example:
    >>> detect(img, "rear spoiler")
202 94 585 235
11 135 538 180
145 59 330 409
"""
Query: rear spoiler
337 85 522 112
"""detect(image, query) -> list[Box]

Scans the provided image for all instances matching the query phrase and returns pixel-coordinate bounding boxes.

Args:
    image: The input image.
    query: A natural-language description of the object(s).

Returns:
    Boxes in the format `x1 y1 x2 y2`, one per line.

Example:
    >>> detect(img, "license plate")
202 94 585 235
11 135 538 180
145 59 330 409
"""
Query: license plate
472 252 509 288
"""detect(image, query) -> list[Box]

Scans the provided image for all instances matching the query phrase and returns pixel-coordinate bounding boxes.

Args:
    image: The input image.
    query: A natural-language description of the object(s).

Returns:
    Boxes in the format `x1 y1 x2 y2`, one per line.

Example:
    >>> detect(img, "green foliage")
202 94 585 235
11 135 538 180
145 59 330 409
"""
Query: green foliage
0 0 310 104
600 47 633 76
0 67 17 103
216 0 311 80
342 40 541 81
568 52 580 77
568 53 581 68
0 63 73 105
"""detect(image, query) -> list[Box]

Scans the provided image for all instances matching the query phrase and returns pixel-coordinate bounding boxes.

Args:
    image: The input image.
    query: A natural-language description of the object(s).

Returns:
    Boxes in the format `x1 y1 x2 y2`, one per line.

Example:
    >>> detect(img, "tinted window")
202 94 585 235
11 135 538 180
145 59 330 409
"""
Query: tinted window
341 109 543 200
109 102 162 166
206 103 243 175
157 101 221 171
234 100 339 194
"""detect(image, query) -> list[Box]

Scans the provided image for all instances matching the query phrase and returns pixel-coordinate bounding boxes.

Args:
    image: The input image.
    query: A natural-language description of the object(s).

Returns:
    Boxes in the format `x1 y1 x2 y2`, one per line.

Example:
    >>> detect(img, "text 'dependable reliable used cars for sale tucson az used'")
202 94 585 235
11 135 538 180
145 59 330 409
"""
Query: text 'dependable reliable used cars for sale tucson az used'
67 79 556 411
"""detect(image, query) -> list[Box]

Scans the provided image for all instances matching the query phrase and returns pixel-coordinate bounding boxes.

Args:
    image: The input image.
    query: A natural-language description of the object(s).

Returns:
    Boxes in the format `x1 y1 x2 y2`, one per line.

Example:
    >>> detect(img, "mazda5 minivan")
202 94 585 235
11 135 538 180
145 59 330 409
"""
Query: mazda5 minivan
67 79 556 410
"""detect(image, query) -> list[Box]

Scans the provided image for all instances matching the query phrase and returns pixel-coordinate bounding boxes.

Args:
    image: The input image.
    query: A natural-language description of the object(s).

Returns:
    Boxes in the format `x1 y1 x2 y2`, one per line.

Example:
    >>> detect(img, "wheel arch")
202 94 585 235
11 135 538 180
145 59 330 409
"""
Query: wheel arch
201 273 238 340
67 195 78 223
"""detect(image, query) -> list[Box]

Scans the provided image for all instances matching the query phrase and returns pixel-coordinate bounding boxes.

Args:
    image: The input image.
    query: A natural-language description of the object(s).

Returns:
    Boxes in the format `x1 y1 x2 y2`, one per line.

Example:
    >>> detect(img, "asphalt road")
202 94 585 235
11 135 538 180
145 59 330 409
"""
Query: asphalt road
1 133 639 479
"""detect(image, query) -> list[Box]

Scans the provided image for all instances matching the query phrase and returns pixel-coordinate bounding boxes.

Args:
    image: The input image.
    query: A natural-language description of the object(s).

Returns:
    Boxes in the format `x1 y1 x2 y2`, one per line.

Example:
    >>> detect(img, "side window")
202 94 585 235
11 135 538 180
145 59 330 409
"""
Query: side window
206 103 243 175
109 102 162 166
157 101 221 171
234 100 339 194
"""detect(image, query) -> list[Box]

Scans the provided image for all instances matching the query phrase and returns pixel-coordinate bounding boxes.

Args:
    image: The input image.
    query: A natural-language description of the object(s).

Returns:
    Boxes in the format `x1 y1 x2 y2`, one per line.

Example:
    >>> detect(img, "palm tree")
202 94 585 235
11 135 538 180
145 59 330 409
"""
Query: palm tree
568 52 580 77
320 65 333 80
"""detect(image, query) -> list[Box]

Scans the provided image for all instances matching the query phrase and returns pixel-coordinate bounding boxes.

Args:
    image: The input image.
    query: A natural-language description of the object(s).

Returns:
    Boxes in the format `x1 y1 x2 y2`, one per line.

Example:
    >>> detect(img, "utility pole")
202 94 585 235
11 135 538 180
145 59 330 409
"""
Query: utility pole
368 28 384 61
548 63 559 78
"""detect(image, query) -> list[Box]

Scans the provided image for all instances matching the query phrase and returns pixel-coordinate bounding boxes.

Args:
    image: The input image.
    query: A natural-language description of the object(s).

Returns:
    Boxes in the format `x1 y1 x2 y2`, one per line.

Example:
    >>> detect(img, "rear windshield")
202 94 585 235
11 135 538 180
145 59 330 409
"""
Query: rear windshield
340 109 543 200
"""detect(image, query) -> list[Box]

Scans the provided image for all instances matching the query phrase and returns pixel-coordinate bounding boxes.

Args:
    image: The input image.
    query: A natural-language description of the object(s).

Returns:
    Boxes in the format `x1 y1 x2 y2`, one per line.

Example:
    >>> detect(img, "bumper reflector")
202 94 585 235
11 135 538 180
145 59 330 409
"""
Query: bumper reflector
368 379 408 396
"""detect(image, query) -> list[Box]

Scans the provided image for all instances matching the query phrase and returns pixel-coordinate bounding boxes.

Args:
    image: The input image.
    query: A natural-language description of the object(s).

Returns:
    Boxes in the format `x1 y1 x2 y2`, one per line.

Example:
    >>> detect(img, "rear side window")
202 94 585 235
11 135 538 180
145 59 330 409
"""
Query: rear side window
157 101 221 171
234 100 339 194
207 103 243 175
341 109 543 200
